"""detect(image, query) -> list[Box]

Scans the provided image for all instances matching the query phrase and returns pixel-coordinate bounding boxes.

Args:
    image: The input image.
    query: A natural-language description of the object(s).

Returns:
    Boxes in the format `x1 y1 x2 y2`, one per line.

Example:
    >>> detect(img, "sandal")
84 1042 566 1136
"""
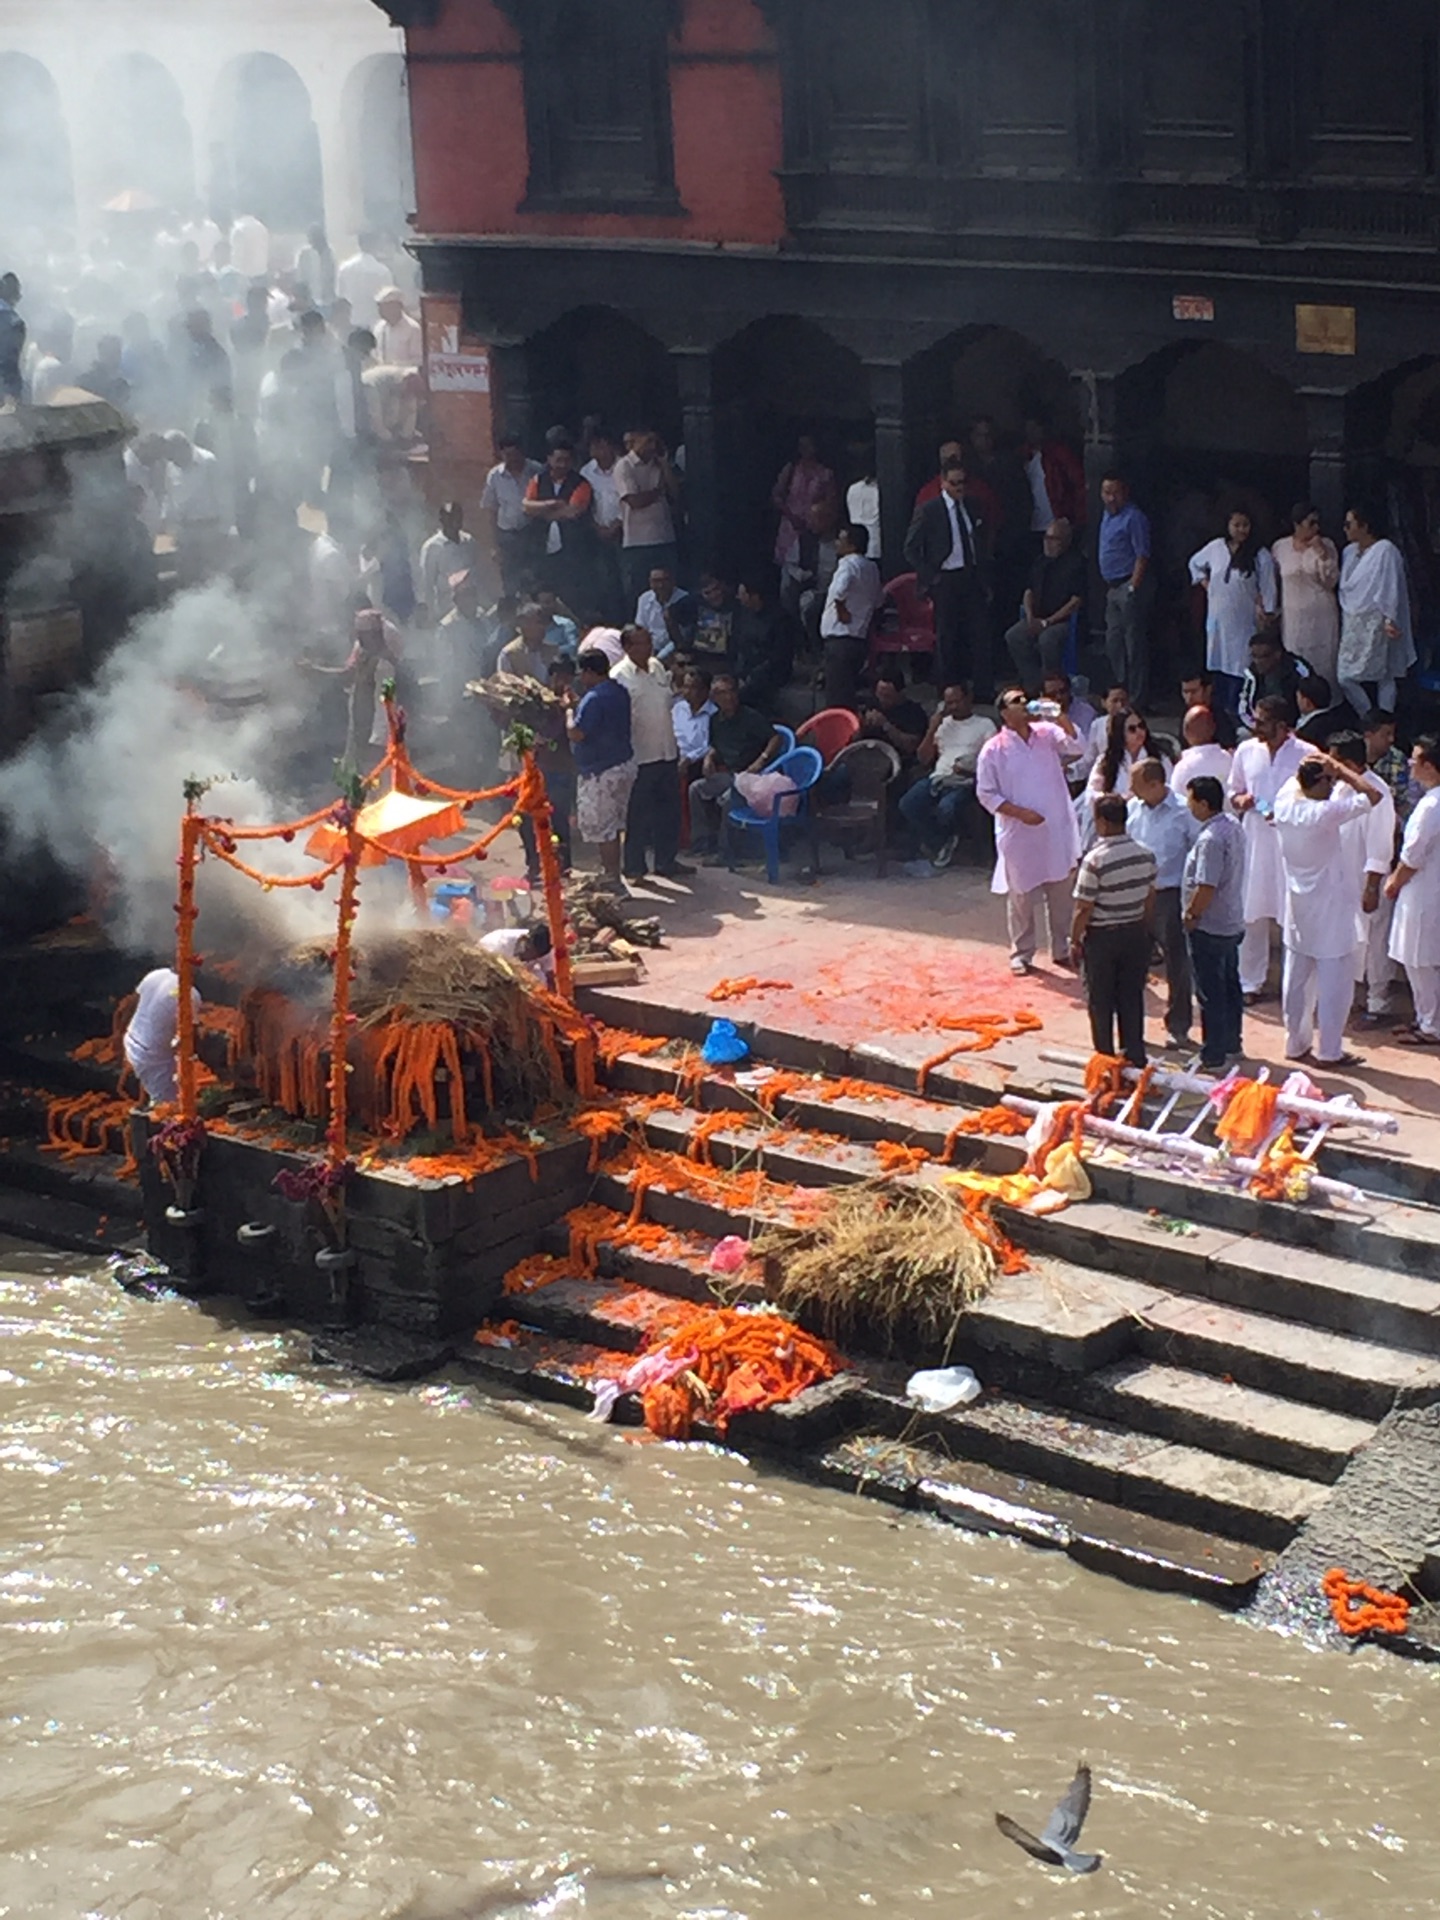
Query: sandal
1395 1028 1440 1046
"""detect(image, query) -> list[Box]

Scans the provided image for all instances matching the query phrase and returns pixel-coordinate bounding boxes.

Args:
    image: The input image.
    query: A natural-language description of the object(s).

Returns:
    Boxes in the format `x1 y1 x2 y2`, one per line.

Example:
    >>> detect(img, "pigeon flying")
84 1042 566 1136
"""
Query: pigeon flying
995 1760 1101 1873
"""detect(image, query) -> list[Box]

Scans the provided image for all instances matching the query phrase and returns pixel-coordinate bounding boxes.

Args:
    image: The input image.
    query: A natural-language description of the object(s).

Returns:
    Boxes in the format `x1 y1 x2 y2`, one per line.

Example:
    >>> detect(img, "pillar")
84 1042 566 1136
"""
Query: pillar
1076 368 1116 662
866 361 908 579
672 347 717 572
1302 388 1347 536
488 340 534 454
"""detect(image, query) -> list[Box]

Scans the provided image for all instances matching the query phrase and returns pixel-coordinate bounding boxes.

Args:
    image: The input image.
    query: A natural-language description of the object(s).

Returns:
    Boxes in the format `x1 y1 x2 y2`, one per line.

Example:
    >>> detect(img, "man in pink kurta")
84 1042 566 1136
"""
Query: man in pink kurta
976 687 1084 974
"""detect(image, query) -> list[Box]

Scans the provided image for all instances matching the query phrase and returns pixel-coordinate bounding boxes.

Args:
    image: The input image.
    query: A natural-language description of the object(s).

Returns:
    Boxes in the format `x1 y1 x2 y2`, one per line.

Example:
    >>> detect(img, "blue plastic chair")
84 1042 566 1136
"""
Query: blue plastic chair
726 745 823 882
773 724 797 755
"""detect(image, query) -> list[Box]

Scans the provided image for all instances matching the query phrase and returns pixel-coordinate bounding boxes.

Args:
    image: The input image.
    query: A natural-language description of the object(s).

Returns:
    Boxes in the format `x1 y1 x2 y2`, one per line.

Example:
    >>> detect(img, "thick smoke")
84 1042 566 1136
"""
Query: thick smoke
0 574 337 959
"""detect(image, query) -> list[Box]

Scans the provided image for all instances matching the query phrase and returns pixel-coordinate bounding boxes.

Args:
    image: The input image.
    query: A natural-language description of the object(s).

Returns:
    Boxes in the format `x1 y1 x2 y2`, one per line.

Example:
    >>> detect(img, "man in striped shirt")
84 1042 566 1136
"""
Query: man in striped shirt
1071 792 1158 1066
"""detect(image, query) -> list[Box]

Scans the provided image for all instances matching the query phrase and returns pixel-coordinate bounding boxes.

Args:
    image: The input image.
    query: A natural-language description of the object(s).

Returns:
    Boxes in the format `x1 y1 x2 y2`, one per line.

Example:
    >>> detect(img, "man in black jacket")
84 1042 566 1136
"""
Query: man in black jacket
903 458 989 687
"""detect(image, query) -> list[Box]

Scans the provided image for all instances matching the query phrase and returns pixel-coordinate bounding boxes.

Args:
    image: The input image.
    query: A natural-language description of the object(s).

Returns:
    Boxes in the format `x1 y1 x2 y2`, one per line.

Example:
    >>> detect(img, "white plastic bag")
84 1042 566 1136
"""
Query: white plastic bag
905 1365 982 1412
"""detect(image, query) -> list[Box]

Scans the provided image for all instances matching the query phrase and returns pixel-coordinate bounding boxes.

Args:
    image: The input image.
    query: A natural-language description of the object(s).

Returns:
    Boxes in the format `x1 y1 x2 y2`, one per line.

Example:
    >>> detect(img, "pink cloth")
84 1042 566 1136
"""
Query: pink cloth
773 459 835 568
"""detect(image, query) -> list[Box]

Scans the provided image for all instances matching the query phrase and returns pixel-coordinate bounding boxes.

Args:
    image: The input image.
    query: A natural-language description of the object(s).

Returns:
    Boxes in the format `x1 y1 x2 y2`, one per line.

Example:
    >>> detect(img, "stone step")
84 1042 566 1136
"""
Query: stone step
1092 1271 1440 1421
0 1137 146 1220
1006 1195 1440 1358
590 1139 1440 1424
851 1371 1321 1550
0 1181 144 1258
812 1435 1273 1606
1076 1359 1374 1484
453 1312 1275 1604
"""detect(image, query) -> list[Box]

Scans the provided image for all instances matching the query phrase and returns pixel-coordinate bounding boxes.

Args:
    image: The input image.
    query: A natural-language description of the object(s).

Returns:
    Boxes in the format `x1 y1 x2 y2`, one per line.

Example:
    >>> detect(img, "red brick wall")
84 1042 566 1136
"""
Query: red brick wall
406 0 785 245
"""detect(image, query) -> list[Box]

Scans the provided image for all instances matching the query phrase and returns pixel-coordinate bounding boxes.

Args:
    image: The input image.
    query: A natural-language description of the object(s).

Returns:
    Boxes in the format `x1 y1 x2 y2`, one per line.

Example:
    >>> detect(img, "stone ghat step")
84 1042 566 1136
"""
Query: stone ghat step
0 1137 146 1221
464 1297 1313 1554
525 1244 1372 1485
606 1050 1440 1308
587 1153 1440 1424
810 1435 1273 1607
454 1313 1272 1605
622 1098 1440 1355
0 1180 143 1258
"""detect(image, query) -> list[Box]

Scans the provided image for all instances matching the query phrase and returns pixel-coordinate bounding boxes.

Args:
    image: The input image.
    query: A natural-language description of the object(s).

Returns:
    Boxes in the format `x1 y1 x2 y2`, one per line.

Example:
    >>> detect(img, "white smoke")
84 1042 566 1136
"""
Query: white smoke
0 574 338 957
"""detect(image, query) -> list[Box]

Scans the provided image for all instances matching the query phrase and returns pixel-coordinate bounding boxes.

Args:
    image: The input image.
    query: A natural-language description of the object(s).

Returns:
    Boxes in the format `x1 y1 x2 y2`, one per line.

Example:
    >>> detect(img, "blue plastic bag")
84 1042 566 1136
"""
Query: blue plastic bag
701 1018 750 1067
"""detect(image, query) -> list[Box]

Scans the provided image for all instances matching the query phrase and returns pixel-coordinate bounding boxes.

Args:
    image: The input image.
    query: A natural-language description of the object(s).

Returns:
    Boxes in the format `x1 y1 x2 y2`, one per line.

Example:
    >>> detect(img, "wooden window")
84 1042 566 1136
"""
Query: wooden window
519 0 679 211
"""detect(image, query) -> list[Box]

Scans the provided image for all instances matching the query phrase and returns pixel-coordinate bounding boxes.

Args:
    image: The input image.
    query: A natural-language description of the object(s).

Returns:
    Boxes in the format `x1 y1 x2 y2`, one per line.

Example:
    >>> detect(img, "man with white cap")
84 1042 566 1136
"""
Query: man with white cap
374 288 422 369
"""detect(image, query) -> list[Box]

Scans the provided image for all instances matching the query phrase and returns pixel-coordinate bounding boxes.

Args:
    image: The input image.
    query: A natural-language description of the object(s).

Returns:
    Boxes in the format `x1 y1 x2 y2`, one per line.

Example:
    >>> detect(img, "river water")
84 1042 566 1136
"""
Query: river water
2 1246 1437 1920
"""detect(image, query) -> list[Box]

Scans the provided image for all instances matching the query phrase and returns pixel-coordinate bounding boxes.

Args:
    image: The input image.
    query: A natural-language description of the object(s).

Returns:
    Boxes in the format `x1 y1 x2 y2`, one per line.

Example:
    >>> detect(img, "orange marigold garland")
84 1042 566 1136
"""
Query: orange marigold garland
633 1304 844 1439
1321 1566 1410 1638
706 977 794 1003
916 1009 1042 1093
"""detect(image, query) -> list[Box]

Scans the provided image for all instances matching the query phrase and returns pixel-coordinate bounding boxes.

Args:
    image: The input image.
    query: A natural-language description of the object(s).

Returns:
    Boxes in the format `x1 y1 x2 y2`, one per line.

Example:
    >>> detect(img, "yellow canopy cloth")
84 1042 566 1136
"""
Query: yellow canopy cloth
305 790 466 869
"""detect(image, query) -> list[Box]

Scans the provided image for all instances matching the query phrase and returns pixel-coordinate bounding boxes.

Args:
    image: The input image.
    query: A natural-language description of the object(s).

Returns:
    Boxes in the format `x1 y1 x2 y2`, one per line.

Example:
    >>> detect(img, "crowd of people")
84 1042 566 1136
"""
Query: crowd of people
4 234 1438 1083
0 209 426 591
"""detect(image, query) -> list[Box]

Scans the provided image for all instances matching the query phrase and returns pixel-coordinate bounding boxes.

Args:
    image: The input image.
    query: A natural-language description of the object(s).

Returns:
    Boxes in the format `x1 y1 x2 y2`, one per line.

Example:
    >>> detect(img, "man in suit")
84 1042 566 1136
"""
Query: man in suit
903 458 989 688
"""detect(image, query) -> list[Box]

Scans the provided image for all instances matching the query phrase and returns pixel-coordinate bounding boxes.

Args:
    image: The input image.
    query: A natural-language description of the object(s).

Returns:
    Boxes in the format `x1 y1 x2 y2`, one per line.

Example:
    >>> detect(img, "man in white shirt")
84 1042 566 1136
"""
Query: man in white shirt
228 212 269 279
1328 730 1399 1030
845 454 881 571
163 432 228 585
1227 695 1310 1000
374 288 423 368
900 681 997 869
613 623 690 881
336 234 391 330
581 426 625 622
819 522 883 708
634 566 696 662
123 967 201 1105
1169 704 1234 804
411 503 472 624
480 433 542 590
613 427 680 605
1273 747 1382 1065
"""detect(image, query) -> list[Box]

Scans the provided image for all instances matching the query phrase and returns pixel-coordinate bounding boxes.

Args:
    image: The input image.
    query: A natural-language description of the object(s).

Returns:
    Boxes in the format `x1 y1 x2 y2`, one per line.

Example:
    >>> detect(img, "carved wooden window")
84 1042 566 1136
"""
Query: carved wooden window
1135 2 1248 179
804 0 928 168
971 0 1078 175
517 0 679 210
1306 18 1430 181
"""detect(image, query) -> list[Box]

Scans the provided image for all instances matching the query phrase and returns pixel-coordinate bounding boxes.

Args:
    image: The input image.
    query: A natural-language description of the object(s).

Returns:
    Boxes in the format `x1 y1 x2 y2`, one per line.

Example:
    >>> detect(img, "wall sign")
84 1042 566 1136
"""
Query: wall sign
1172 294 1215 322
1296 304 1356 356
426 325 492 393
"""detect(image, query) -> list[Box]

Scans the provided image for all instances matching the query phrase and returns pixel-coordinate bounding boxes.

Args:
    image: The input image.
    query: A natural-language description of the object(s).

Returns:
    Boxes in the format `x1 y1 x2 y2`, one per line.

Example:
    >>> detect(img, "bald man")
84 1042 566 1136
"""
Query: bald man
1169 704 1234 803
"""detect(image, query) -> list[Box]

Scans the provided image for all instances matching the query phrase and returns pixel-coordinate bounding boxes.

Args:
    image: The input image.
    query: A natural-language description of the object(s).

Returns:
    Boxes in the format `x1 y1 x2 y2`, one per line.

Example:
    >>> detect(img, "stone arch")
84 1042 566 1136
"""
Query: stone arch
0 54 75 248
86 54 192 215
341 52 416 240
1115 341 1309 677
712 315 873 577
210 54 324 234
901 322 1080 511
526 304 681 452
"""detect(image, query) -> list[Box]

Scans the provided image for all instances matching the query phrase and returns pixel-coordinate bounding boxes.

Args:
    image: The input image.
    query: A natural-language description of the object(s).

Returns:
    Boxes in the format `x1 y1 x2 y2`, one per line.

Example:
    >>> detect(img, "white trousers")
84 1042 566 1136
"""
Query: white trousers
1006 876 1075 964
1282 948 1354 1061
1404 962 1440 1039
1353 896 1395 1011
1239 917 1276 994
124 1044 177 1105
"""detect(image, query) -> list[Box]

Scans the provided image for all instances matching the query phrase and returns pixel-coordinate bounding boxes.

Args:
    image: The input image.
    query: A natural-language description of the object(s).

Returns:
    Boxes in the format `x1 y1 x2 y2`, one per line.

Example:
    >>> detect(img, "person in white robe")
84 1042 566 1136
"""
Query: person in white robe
1226 695 1309 998
1338 509 1414 717
1188 511 1279 706
123 968 202 1105
976 687 1084 975
1330 733 1398 1028
1386 738 1440 1045
1272 750 1382 1065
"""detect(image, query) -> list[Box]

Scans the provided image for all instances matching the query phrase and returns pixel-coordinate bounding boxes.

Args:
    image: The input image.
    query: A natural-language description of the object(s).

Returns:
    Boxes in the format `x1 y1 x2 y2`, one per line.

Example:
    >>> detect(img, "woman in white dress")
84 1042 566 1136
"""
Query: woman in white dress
1386 736 1440 1044
1338 504 1415 717
1188 510 1279 718
1272 501 1340 683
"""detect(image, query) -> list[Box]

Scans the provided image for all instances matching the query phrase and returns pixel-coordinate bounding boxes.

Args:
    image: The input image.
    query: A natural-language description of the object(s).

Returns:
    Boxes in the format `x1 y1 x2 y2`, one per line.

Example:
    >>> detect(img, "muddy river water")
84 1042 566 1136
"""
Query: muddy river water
2 1246 1437 1919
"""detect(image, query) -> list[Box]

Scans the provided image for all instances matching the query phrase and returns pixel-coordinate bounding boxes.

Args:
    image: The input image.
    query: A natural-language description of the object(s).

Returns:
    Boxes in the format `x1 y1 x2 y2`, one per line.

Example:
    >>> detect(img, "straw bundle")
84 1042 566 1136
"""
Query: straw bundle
754 1181 996 1356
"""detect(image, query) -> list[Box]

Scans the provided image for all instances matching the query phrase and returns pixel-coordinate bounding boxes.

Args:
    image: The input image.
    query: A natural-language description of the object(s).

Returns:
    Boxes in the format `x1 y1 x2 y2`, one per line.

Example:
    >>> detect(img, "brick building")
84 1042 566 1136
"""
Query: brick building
379 0 1440 661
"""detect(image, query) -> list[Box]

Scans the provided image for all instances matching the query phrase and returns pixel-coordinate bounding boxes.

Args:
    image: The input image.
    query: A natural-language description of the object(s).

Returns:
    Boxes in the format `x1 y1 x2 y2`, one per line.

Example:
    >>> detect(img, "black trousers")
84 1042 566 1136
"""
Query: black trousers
1151 887 1194 1039
1083 921 1150 1067
624 758 682 876
928 569 989 688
